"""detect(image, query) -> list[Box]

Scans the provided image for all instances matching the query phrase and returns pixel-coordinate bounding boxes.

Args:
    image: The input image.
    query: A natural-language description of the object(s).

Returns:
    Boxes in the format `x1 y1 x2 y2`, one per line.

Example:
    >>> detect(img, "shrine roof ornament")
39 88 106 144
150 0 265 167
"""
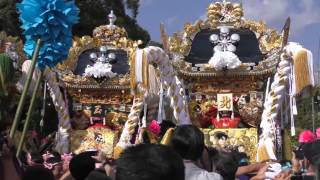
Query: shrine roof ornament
59 10 142 72
164 0 288 77
166 0 284 59
207 0 244 26
58 10 142 91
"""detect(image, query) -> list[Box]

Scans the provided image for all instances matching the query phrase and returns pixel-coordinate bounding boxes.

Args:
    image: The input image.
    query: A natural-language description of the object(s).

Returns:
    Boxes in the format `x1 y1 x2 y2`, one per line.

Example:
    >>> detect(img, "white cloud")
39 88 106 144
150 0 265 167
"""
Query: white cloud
241 0 320 33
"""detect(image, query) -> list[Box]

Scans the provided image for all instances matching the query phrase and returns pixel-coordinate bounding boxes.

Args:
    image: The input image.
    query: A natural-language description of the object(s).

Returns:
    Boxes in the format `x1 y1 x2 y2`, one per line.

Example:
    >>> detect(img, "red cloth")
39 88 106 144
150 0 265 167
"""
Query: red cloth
211 116 240 128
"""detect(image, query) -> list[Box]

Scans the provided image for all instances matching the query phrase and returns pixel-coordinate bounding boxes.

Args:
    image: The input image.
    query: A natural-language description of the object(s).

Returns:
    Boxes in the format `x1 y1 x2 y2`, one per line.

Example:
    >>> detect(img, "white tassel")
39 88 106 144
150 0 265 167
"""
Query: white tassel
142 103 147 128
157 84 164 123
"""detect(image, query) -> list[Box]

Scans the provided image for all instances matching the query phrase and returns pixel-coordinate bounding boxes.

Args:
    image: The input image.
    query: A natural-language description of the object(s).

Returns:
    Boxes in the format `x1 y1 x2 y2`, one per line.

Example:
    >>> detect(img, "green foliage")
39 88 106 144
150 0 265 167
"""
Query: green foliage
73 0 150 45
0 0 22 37
0 0 150 45
126 0 140 19
0 53 14 83
288 93 320 146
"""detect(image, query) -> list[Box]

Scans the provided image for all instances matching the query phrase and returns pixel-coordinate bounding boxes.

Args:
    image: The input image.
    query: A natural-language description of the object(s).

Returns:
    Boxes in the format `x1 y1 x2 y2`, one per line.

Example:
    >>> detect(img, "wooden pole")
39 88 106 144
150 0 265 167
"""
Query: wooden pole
10 39 41 139
16 70 43 158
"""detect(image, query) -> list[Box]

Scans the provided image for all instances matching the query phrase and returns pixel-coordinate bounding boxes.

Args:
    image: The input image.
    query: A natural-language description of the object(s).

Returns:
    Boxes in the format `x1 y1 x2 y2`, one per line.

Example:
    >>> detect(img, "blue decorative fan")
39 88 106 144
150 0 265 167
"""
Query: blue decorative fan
17 0 79 69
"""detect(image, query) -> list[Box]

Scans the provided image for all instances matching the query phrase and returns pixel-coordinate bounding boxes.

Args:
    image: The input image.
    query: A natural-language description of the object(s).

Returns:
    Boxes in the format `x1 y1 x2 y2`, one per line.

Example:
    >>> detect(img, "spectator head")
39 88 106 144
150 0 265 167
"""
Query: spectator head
303 140 320 171
170 125 204 161
22 165 54 180
69 151 96 180
86 169 111 180
211 151 238 180
116 144 184 180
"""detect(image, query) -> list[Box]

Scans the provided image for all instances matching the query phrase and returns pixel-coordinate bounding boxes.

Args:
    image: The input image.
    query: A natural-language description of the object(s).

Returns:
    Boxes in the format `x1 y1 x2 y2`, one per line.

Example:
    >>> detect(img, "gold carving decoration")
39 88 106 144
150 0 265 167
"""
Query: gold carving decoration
58 27 141 71
70 127 119 157
59 71 131 88
202 128 258 162
189 77 265 94
167 1 283 58
207 1 243 26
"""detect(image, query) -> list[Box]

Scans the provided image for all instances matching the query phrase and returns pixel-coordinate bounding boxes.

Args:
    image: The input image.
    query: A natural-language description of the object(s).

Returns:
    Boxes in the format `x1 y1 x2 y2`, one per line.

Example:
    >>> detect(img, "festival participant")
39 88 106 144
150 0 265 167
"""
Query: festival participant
170 125 222 180
69 152 96 180
22 165 55 180
85 169 111 180
116 144 184 180
210 150 239 180
299 140 320 177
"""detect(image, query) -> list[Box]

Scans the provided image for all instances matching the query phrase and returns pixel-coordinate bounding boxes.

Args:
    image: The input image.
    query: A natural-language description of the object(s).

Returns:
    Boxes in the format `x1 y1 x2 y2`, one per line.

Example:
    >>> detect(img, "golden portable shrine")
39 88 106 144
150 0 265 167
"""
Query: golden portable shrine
37 1 315 162
157 0 315 162
56 11 142 156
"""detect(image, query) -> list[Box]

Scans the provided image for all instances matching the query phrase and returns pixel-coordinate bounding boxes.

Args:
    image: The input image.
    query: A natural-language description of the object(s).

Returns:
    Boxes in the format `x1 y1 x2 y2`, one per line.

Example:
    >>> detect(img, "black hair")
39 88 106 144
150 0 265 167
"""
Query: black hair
69 151 96 180
116 144 184 180
234 151 249 166
303 140 320 165
170 125 204 161
22 165 55 180
211 151 238 180
85 170 111 180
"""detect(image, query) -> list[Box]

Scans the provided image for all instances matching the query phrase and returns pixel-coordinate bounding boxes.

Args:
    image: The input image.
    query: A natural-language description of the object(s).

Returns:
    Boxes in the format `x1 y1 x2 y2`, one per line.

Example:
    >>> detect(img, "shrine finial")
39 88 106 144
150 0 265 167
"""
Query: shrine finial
108 10 117 28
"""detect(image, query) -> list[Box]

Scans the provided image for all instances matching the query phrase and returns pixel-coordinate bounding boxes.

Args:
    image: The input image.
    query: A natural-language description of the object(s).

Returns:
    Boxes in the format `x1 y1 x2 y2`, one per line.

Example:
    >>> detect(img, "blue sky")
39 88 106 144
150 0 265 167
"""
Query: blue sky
136 0 320 71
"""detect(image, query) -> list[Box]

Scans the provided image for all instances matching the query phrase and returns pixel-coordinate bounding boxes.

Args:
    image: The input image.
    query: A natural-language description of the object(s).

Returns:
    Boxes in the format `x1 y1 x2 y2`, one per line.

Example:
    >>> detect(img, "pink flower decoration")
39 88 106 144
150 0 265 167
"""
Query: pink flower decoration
299 130 315 143
148 120 161 136
316 128 320 139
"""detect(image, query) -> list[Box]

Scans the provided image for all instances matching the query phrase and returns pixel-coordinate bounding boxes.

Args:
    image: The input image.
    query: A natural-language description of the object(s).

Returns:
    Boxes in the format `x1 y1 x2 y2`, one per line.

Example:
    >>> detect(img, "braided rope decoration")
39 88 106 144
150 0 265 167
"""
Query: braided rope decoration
116 46 190 149
144 46 190 125
116 96 144 148
257 49 292 161
44 69 71 153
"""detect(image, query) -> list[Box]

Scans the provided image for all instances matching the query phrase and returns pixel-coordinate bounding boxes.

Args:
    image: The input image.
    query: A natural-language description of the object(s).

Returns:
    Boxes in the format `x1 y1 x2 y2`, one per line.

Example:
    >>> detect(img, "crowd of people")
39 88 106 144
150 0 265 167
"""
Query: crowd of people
0 124 320 180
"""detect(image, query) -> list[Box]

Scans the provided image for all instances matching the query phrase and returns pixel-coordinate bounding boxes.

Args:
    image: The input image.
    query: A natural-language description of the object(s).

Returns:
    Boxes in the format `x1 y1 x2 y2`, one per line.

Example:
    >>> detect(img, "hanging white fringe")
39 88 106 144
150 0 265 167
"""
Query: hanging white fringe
157 84 164 124
208 51 242 70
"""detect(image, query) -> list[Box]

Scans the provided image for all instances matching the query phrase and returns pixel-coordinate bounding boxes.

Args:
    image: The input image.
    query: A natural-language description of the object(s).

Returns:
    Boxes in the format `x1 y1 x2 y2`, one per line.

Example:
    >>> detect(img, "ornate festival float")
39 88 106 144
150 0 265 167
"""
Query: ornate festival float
57 10 174 157
158 0 315 162
7 0 315 163
56 11 145 156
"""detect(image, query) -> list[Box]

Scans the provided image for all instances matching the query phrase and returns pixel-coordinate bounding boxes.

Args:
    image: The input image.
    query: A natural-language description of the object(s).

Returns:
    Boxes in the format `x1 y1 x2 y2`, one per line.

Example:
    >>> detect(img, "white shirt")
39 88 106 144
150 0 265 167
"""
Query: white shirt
184 161 223 180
